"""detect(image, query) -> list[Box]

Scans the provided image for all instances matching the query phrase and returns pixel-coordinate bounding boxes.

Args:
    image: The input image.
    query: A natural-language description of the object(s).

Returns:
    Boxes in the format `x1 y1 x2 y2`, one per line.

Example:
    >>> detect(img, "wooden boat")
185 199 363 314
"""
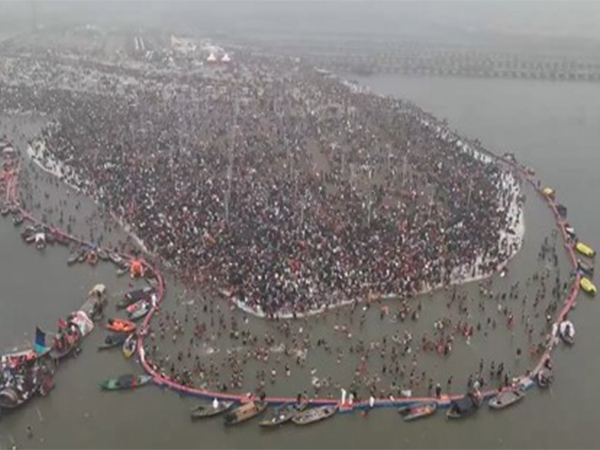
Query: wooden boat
291 404 338 425
581 277 597 295
98 333 128 350
122 333 137 358
0 206 9 216
87 251 98 266
106 318 136 334
537 368 554 388
398 401 437 421
97 249 110 261
12 215 23 226
559 320 575 345
224 401 268 425
578 259 594 277
77 250 88 263
100 374 152 391
576 242 596 258
49 327 82 360
67 248 85 265
126 287 154 302
488 389 525 410
446 394 481 419
109 252 125 266
259 401 308 427
191 400 234 419
541 187 555 197
0 387 33 410
117 287 154 309
127 300 150 321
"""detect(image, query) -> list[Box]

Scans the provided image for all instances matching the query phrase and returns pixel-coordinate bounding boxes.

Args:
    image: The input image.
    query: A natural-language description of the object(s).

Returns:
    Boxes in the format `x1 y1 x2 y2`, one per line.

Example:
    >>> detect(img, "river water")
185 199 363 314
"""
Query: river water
1 75 599 448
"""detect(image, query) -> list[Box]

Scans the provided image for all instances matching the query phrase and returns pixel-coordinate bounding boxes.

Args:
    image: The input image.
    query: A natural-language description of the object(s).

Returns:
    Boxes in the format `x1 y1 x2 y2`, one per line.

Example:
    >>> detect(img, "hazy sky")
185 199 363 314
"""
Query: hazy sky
2 1 600 49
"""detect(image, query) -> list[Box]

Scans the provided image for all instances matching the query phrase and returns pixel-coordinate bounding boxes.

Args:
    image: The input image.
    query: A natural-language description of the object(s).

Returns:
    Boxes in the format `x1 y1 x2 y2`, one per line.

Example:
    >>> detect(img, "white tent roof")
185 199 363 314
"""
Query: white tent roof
207 53 217 62
221 53 231 62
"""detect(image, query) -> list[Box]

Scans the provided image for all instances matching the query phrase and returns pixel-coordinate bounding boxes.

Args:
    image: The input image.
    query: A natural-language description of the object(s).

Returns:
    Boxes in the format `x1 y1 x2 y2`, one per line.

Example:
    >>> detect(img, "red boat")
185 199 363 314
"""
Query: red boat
105 318 136 334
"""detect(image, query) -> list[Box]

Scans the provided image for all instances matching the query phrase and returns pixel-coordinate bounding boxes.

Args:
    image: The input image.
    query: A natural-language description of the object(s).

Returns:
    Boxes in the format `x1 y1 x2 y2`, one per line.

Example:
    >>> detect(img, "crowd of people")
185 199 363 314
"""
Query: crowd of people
0 43 523 318
0 33 569 403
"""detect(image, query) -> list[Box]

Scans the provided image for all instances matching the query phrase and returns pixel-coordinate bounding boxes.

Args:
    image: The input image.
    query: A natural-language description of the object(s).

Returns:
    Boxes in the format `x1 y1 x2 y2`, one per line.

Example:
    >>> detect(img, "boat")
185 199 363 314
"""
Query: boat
398 401 437 421
109 252 124 266
127 300 150 321
291 404 338 425
100 374 152 391
259 401 308 427
581 277 597 295
34 233 46 250
97 249 110 261
98 333 128 350
106 318 136 334
191 399 234 419
541 187 555 197
67 248 84 265
77 250 88 263
559 320 575 345
576 242 596 258
87 251 98 266
12 215 24 226
578 259 594 277
117 287 154 309
488 389 525 410
49 326 82 360
446 394 481 419
223 401 268 425
122 333 137 358
125 287 154 302
537 368 554 388
0 206 9 216
0 387 33 410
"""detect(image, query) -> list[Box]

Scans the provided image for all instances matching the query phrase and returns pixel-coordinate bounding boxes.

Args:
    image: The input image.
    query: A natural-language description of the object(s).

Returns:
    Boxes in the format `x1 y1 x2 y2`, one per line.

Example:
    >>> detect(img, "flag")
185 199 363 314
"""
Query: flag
34 327 49 354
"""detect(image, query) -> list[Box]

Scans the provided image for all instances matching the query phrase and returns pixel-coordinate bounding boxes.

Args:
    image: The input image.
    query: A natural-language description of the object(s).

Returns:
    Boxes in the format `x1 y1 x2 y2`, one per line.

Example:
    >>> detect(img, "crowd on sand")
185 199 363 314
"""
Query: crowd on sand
0 39 569 402
0 46 523 319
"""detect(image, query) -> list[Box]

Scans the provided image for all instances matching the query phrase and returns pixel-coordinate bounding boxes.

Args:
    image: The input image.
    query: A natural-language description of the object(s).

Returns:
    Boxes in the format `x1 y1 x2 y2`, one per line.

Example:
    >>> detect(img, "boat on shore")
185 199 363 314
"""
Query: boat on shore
224 401 268 425
191 399 234 420
100 374 152 391
488 389 525 410
398 401 437 421
291 404 338 425
259 401 308 427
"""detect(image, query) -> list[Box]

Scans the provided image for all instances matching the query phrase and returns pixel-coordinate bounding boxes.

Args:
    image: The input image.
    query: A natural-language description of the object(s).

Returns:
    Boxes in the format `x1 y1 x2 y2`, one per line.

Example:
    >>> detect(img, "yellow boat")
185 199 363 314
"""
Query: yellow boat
581 278 597 295
576 242 596 258
542 187 555 197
